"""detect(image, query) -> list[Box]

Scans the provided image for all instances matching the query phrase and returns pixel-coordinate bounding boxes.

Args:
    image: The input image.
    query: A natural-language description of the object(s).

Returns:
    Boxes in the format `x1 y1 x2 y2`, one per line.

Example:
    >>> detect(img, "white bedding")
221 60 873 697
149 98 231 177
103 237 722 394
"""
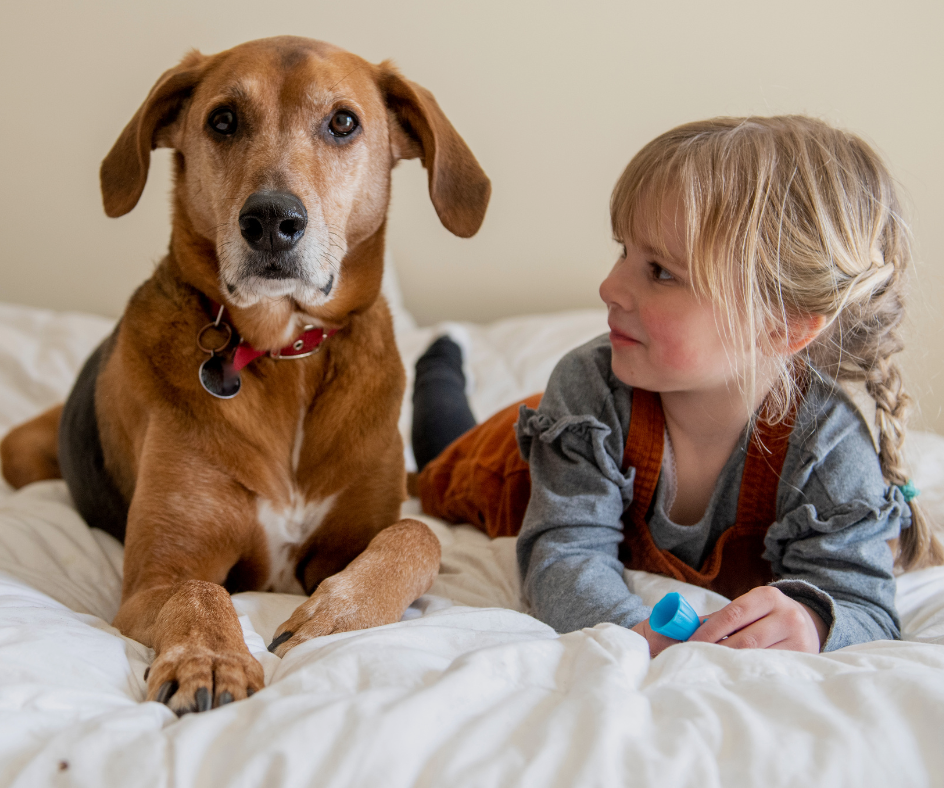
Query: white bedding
2 298 944 788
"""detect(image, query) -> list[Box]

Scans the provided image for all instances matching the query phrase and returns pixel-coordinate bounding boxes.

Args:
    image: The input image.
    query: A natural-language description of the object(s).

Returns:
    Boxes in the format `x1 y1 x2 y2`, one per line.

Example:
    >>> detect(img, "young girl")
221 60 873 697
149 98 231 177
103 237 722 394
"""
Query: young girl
411 115 943 656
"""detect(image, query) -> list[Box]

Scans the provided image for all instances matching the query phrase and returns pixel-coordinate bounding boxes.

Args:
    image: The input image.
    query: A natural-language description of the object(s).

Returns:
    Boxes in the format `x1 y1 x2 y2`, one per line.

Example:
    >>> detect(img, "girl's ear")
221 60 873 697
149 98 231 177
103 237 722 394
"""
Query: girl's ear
783 314 826 354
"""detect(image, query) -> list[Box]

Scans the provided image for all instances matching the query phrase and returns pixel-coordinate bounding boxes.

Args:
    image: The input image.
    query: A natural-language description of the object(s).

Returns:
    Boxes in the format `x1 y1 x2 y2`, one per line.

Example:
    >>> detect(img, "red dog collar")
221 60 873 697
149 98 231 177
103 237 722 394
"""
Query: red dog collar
204 300 336 370
197 299 337 399
232 324 334 370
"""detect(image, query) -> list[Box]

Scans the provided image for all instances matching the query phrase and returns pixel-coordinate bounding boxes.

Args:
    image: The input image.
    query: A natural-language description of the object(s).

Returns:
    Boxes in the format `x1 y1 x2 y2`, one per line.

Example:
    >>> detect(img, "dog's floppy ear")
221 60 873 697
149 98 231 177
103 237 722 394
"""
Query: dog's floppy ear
100 51 208 218
379 65 491 238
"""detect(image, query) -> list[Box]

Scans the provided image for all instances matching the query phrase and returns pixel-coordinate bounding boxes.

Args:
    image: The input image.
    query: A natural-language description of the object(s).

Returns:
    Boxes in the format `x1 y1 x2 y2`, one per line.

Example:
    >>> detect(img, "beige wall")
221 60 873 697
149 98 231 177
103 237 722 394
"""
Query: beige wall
2 0 942 431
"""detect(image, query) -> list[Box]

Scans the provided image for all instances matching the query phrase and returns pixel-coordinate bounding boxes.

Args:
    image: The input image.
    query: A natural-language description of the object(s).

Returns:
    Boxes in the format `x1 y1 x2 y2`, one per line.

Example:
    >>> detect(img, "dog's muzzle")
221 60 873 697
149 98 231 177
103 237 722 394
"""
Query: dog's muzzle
238 191 308 279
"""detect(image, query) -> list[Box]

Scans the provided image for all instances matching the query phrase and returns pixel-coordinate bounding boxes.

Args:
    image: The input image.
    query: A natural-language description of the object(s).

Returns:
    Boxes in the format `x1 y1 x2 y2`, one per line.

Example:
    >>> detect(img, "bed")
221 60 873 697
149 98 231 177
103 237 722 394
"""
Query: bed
2 274 944 787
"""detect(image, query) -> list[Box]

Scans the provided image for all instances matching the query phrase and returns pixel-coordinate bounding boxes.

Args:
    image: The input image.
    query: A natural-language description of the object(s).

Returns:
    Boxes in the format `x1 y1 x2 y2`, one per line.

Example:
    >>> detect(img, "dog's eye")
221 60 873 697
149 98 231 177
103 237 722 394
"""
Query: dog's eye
328 110 359 137
208 107 238 136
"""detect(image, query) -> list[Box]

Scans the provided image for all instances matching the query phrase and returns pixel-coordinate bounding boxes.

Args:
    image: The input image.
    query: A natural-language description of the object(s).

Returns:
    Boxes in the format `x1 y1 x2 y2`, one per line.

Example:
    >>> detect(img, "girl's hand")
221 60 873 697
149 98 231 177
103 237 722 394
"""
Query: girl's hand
688 586 827 653
631 618 684 658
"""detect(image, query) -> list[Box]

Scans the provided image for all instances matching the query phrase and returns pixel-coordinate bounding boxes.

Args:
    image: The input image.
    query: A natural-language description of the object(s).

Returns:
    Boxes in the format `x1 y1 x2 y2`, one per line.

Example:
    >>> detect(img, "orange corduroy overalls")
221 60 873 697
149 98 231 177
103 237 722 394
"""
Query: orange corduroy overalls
416 389 793 600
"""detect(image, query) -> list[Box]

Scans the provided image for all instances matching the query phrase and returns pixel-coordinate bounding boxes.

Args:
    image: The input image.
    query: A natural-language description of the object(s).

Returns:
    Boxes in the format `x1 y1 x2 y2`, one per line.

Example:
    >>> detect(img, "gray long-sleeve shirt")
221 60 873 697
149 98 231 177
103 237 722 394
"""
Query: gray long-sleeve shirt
515 335 909 651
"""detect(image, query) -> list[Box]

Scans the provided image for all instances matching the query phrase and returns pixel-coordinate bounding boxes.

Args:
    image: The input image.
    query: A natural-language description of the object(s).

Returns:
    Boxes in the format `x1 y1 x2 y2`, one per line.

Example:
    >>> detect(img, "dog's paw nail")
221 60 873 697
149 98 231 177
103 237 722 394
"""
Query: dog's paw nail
218 691 234 706
195 686 212 712
268 631 293 652
143 666 150 681
156 680 179 705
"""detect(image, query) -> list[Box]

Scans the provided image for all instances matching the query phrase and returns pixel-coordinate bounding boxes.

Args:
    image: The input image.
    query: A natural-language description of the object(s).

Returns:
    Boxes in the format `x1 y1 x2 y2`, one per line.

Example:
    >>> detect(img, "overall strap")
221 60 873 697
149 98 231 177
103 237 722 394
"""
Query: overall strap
734 411 792 528
622 388 665 515
619 388 793 598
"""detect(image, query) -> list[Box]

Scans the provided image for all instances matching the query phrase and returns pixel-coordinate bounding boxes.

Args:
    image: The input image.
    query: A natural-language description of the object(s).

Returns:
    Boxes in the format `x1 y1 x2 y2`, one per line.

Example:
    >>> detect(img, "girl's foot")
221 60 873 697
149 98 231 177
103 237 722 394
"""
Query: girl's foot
411 336 477 471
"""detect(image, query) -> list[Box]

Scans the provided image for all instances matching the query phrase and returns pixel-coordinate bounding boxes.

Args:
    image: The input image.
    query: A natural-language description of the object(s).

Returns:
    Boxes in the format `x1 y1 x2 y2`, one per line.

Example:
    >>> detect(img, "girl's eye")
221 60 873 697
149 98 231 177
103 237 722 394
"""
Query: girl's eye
208 107 237 136
650 262 674 282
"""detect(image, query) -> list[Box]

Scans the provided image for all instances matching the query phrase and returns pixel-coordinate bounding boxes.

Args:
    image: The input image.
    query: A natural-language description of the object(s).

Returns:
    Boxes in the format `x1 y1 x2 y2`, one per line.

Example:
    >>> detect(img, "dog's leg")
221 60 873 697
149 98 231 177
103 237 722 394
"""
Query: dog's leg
268 519 441 656
114 436 266 714
1 405 63 488
116 578 265 714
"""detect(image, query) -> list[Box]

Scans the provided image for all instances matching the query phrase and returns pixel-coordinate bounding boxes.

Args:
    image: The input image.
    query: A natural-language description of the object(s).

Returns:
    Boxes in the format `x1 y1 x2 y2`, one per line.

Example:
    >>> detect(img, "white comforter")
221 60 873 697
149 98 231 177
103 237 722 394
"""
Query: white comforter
2 300 944 788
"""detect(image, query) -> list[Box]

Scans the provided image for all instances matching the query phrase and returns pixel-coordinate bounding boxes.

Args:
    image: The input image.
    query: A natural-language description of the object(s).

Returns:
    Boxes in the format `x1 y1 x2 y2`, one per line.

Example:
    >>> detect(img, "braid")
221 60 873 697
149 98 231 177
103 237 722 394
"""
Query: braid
866 357 943 568
805 198 944 570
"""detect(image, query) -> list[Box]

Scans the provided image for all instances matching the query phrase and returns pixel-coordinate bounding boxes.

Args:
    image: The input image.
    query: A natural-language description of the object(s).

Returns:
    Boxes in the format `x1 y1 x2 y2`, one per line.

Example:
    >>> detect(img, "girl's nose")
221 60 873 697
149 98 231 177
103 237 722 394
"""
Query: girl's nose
599 263 634 311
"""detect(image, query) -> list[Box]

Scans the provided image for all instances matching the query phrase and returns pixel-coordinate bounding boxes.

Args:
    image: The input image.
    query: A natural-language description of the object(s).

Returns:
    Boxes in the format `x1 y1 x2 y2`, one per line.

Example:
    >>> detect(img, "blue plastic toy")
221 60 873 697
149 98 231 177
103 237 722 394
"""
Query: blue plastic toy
650 592 702 641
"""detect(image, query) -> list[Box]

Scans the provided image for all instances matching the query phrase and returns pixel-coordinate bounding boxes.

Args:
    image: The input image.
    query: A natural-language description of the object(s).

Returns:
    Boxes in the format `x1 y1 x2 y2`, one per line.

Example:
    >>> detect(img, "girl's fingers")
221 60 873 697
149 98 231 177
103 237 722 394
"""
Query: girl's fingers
687 588 821 652
716 615 785 650
688 588 778 644
766 638 800 651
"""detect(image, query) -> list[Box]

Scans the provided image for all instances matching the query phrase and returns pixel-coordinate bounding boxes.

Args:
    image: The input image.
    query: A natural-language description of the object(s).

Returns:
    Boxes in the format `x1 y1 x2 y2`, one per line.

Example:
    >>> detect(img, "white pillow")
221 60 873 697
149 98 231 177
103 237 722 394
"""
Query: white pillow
381 248 418 337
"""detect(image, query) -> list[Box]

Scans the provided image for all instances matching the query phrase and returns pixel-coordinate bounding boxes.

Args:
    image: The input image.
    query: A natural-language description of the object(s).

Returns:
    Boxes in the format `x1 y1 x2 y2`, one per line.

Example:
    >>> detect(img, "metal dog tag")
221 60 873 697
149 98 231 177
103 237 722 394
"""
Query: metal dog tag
199 354 241 399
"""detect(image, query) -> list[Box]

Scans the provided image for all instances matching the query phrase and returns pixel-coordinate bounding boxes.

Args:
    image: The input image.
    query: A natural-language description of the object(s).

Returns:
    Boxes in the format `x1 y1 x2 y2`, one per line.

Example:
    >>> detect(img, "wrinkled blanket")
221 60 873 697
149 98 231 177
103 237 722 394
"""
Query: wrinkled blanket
2 300 944 787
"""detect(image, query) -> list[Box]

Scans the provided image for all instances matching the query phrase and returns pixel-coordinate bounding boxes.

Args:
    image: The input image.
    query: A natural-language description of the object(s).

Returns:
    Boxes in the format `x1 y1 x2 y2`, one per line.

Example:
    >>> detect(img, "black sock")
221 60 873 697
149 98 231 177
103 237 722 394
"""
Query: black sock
411 337 477 471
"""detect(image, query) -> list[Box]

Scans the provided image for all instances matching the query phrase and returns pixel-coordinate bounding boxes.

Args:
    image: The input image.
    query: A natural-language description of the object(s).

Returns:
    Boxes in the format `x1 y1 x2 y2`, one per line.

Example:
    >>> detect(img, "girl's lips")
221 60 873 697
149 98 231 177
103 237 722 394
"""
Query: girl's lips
609 327 640 346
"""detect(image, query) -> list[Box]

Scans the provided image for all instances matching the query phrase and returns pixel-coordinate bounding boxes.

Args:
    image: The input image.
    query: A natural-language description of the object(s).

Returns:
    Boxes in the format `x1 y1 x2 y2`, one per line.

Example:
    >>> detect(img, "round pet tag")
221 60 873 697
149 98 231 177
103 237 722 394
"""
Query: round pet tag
199 355 241 399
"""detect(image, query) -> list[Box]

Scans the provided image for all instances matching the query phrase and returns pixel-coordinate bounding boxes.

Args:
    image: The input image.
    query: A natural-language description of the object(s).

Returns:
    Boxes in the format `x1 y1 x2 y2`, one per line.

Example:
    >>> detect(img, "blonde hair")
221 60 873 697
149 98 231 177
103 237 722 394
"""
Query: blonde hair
610 115 942 570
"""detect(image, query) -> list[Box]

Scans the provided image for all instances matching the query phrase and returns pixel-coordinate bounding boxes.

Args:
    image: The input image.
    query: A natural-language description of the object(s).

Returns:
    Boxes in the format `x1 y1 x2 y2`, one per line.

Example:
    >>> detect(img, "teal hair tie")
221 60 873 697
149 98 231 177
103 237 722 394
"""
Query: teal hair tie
898 480 920 503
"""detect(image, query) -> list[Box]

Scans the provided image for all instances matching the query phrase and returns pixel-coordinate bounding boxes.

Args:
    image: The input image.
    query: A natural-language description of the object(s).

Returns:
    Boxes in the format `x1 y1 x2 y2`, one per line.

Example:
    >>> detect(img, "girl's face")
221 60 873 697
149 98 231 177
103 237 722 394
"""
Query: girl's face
599 197 752 396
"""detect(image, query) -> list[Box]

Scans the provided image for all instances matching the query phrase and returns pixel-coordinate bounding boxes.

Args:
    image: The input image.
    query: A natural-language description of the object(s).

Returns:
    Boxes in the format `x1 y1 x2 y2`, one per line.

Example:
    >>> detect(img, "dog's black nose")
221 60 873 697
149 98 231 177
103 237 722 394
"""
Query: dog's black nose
238 192 308 253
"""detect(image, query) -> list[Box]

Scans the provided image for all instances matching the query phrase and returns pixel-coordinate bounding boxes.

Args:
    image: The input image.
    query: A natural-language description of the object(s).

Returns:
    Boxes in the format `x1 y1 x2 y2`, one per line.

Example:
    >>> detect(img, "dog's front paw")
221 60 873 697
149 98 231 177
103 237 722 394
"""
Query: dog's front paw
268 519 441 657
267 574 395 658
145 644 265 715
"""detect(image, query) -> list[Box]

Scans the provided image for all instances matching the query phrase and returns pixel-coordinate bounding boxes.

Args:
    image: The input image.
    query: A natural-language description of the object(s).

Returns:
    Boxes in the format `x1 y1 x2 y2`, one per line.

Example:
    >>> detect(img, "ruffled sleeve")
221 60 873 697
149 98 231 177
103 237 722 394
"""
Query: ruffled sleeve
517 408 635 508
514 336 649 634
765 379 907 650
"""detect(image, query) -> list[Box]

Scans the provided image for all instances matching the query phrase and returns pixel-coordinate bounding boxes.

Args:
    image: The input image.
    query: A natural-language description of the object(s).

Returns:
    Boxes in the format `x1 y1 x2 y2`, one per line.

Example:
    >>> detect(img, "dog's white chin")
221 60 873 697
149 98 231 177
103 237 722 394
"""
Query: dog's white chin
222 276 336 310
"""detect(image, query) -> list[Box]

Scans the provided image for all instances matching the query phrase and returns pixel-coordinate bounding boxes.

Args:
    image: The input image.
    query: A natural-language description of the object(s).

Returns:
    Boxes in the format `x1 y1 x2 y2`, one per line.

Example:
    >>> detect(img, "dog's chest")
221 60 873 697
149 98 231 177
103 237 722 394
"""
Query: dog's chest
255 408 335 594
256 491 337 594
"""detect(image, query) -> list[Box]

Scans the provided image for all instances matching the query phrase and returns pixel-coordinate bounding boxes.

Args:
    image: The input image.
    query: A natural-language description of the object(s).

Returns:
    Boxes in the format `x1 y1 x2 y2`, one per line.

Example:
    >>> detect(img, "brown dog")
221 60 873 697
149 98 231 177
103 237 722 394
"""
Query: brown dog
0 36 489 715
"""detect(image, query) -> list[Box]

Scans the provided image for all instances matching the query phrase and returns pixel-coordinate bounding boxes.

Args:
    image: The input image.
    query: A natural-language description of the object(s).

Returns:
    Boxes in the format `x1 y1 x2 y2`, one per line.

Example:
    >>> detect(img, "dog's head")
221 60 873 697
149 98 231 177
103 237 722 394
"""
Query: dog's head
100 36 489 341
